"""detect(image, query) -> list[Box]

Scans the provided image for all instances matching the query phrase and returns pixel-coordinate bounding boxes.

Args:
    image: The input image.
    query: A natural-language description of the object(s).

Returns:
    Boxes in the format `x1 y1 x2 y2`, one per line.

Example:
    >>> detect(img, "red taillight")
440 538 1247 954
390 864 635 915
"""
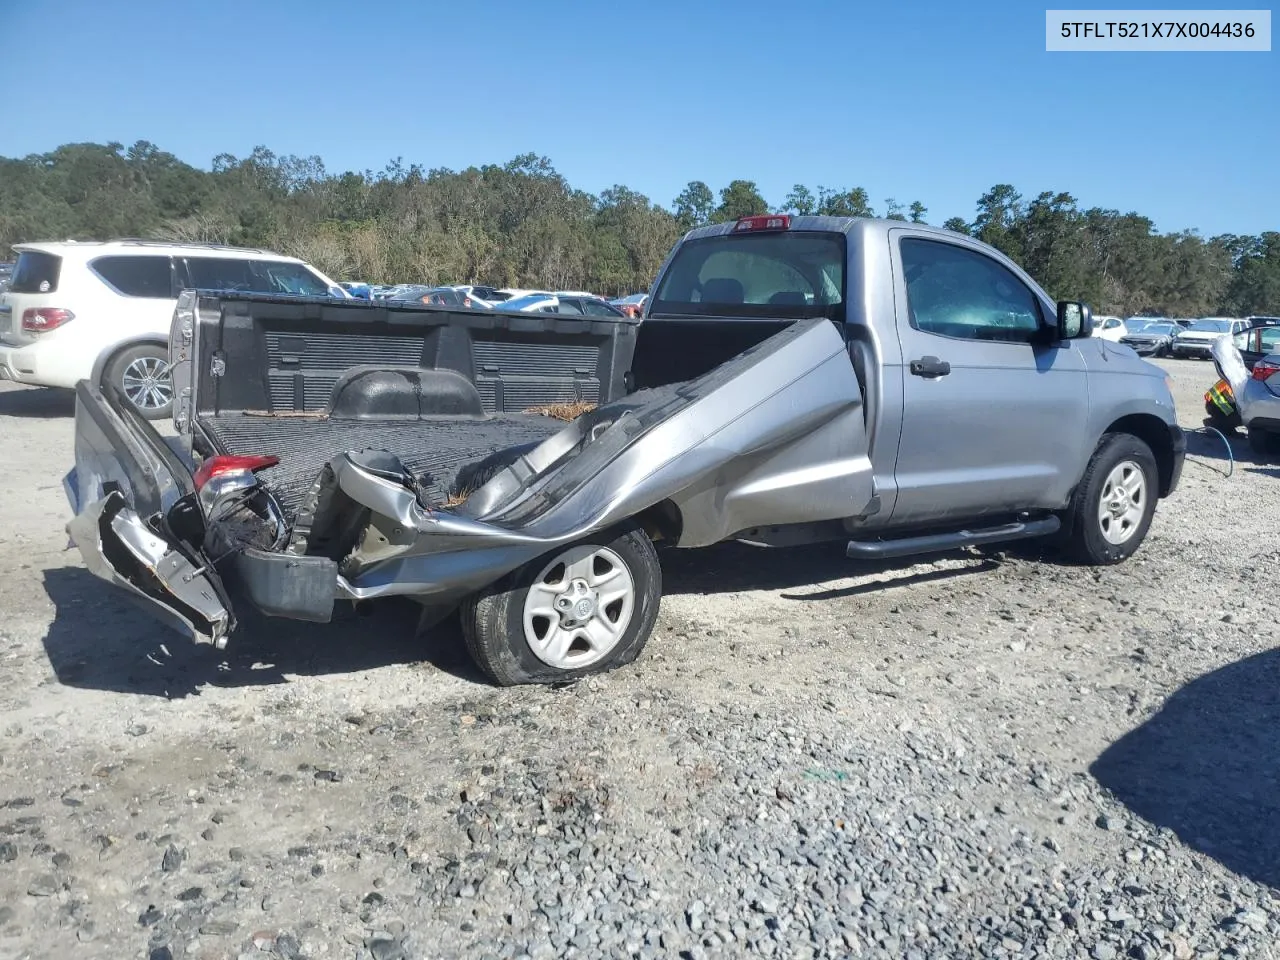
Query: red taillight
22 307 74 333
1251 360 1280 382
733 214 790 233
193 454 279 490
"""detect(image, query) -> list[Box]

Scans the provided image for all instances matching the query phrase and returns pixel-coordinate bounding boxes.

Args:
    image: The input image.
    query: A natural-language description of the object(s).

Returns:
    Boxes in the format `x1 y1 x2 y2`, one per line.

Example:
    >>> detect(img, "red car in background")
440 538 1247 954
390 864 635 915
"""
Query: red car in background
609 292 648 319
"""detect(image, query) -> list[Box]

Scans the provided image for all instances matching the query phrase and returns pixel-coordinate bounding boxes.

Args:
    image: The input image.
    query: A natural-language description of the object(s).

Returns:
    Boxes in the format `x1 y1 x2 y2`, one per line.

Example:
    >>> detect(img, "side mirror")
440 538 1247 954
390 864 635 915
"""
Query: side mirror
1056 301 1093 340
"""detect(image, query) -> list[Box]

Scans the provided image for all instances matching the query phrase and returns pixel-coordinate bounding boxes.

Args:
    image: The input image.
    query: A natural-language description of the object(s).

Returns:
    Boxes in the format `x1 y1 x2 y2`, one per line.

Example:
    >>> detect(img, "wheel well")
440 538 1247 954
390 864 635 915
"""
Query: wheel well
93 338 168 390
1103 414 1176 496
633 500 682 544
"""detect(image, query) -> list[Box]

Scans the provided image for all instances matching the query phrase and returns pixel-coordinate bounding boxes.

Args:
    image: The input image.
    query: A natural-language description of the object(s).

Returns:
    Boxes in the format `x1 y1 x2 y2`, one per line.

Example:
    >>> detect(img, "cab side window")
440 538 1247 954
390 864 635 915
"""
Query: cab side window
900 238 1043 343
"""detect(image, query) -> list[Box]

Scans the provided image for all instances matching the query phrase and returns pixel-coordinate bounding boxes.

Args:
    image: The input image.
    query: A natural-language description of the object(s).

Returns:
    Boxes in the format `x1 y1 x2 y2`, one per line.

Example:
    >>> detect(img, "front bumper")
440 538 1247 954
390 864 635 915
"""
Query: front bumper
1171 342 1213 357
1121 341 1163 356
1166 423 1186 496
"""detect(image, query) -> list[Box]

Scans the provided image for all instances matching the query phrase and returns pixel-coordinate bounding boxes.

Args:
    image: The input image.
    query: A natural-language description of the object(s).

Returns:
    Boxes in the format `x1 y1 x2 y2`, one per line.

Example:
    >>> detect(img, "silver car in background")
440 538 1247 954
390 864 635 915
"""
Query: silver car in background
1213 334 1280 458
1120 320 1180 357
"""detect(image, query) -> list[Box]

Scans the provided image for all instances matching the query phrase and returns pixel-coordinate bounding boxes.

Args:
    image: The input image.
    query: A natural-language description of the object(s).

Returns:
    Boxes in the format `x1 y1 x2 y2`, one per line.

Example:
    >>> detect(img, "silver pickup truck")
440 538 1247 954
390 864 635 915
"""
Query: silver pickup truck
64 216 1185 685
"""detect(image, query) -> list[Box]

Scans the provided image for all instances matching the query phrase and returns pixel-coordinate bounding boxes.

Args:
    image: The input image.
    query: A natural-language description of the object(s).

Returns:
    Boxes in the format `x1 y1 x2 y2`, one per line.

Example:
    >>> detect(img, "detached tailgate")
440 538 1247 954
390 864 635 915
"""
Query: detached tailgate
65 381 235 645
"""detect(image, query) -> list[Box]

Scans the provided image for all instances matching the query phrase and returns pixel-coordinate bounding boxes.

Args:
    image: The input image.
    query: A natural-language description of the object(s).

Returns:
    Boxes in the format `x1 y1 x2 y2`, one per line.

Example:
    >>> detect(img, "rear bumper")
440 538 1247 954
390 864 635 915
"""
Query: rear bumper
0 338 82 388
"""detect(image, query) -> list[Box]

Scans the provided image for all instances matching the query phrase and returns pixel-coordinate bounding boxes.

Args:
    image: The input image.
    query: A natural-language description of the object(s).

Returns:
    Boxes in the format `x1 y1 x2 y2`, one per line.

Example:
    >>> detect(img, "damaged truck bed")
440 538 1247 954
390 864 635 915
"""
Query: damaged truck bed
65 217 1185 685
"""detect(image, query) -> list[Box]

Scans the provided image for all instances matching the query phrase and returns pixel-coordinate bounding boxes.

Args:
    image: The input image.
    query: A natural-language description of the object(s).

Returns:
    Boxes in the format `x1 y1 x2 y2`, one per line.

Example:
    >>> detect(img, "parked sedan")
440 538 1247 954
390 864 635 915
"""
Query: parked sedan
499 293 628 317
387 286 493 309
1212 335 1280 458
1120 320 1180 357
610 293 648 319
1091 314 1126 342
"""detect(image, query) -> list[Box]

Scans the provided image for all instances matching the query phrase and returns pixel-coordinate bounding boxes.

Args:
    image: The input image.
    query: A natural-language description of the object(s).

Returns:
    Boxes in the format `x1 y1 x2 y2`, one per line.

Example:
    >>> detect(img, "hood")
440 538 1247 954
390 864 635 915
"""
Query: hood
1176 330 1228 343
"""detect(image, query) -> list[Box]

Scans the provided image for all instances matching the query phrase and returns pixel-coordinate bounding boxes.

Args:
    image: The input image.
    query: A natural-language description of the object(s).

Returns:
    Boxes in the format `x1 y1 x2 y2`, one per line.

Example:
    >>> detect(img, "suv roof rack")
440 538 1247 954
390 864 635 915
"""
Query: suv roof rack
52 238 272 254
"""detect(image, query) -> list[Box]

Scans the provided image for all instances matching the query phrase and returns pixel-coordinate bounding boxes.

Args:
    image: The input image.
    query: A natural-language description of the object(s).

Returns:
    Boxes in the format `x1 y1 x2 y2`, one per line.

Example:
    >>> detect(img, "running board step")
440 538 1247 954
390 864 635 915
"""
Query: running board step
846 517 1060 561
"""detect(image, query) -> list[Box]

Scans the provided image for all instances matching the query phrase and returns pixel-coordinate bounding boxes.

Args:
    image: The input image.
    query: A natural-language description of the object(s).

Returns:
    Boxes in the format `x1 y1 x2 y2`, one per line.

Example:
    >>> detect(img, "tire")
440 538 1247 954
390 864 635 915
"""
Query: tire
1062 433 1159 565
1203 401 1241 433
1247 427 1280 462
460 522 662 686
105 344 173 421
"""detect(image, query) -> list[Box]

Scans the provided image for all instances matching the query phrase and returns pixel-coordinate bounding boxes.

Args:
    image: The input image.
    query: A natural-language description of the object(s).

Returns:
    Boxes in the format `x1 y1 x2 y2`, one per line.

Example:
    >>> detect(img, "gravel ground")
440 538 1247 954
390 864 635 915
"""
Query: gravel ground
0 358 1277 960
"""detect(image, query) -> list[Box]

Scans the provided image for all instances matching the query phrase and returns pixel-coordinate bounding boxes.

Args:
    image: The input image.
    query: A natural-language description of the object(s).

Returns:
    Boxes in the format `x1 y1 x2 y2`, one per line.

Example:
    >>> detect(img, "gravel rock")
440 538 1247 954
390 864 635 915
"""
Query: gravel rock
160 844 184 873
27 874 59 897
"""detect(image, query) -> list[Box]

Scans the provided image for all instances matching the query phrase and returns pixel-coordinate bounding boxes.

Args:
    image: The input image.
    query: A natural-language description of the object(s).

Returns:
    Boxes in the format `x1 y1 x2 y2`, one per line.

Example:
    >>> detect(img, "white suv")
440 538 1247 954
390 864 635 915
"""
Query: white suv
0 240 345 418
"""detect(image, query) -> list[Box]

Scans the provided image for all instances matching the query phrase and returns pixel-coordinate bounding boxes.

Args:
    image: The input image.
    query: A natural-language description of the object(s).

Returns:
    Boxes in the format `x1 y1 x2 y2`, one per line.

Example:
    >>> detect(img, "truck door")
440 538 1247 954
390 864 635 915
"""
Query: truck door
887 230 1090 525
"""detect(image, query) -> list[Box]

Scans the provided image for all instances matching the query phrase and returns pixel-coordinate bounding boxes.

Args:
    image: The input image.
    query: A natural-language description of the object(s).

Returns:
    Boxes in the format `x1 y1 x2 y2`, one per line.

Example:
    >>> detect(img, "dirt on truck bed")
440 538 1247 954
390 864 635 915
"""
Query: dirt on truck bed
2 361 1280 960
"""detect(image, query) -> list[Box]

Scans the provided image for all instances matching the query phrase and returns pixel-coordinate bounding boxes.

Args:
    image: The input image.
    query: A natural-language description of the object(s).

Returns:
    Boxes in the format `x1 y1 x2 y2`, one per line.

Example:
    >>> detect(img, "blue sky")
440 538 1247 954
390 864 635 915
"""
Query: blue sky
3 0 1276 236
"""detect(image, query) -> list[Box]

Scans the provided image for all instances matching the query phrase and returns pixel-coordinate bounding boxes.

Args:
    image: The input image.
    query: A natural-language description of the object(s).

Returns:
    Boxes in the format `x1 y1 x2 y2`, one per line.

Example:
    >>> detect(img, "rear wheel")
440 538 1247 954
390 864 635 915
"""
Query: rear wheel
460 523 661 686
106 344 173 420
1062 433 1158 565
1248 427 1280 461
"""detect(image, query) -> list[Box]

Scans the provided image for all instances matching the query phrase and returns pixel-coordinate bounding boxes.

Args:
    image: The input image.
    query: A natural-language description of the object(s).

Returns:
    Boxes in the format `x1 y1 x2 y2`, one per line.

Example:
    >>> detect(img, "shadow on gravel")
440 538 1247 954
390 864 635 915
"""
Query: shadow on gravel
660 540 999 598
1184 427 1240 463
0 386 75 418
40 566 483 698
1091 648 1280 889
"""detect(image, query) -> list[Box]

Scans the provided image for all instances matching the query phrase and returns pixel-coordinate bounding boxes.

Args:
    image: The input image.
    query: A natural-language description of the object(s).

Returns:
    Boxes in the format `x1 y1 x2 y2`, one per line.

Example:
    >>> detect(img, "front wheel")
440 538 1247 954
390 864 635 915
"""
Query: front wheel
460 523 662 686
105 344 173 420
1062 433 1158 565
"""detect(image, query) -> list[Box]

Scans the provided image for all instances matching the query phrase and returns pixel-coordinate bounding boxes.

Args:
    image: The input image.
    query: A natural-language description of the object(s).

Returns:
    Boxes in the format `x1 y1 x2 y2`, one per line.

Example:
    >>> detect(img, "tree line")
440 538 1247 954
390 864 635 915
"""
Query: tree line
0 141 1275 315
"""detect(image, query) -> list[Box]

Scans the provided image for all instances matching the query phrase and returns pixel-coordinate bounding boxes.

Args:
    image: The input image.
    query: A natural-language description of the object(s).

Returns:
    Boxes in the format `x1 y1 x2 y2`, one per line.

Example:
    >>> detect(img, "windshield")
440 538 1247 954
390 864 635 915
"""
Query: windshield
185 257 332 297
1188 319 1232 333
1137 322 1175 335
650 230 846 319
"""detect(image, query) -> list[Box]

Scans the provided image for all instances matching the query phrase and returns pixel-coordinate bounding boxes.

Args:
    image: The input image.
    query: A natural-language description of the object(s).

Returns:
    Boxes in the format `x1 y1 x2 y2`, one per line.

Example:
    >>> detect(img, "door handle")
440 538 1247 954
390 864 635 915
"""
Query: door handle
909 356 951 378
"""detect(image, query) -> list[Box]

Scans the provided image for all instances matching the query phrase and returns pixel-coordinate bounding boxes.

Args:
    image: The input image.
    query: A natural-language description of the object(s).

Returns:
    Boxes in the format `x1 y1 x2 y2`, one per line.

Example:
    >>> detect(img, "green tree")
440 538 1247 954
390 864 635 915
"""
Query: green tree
712 180 769 222
783 184 816 216
816 186 873 218
973 184 1024 261
673 181 714 230
909 201 927 224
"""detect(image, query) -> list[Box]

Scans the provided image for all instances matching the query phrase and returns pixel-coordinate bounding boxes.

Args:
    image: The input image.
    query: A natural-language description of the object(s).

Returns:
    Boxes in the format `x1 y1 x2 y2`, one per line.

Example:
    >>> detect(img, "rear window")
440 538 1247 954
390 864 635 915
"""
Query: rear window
650 231 846 319
91 255 173 298
10 251 62 294
184 257 332 297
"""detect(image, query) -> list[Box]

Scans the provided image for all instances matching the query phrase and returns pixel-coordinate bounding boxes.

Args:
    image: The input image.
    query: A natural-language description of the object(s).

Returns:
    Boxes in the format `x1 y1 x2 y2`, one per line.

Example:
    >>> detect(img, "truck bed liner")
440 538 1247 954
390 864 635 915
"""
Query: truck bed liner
198 413 562 514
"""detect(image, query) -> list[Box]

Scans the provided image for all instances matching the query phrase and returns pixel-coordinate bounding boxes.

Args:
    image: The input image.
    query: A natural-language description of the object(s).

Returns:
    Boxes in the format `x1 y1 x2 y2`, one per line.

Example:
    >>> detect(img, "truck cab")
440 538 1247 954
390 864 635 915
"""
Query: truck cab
634 215 1184 535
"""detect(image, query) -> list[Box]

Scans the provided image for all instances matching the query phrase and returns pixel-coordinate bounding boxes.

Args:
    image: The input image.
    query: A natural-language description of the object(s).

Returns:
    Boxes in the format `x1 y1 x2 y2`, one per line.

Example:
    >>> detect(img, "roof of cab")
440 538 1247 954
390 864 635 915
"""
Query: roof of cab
679 215 969 244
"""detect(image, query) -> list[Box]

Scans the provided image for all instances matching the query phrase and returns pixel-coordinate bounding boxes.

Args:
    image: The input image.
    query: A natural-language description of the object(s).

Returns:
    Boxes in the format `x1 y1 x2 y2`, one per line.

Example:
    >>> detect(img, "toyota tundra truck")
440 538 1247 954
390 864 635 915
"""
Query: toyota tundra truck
63 216 1185 685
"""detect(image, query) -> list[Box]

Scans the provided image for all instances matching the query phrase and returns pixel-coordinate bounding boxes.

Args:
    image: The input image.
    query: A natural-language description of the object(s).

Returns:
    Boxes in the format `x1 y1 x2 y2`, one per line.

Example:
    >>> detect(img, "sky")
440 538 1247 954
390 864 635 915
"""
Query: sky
2 0 1276 237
